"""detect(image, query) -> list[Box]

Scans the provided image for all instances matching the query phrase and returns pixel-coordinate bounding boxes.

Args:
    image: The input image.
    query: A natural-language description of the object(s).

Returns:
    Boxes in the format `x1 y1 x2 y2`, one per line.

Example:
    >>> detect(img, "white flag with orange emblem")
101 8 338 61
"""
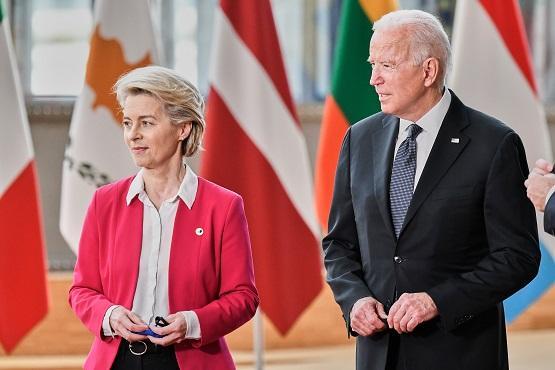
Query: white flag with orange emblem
60 0 159 253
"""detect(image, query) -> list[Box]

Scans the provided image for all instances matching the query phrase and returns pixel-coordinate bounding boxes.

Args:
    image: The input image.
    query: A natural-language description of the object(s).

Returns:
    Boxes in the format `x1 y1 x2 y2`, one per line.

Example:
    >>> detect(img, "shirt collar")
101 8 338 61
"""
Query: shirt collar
399 88 451 136
126 165 199 209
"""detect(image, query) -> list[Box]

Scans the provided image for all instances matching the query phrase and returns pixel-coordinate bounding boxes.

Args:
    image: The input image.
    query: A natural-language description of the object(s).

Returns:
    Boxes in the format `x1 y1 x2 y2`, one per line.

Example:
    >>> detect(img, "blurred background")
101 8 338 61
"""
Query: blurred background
0 0 554 369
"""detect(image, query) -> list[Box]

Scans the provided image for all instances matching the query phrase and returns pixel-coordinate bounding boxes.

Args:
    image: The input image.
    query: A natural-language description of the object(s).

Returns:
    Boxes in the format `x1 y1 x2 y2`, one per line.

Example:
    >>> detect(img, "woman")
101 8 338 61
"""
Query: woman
69 66 259 370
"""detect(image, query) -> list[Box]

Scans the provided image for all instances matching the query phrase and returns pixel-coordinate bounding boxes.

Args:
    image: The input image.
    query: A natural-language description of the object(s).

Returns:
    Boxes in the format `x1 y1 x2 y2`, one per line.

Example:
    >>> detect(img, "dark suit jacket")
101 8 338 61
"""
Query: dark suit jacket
544 194 555 235
322 92 540 370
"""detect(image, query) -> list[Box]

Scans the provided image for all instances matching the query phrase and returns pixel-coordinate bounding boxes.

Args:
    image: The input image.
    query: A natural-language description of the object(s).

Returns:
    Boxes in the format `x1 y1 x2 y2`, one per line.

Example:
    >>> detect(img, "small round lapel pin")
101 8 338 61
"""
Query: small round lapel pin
195 227 204 236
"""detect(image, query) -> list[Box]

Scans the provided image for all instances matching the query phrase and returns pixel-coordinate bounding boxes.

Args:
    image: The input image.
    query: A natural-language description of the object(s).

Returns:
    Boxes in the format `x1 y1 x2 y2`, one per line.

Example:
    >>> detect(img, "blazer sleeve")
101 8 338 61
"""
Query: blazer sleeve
544 193 555 235
192 196 259 347
322 128 373 335
427 131 541 331
68 191 115 340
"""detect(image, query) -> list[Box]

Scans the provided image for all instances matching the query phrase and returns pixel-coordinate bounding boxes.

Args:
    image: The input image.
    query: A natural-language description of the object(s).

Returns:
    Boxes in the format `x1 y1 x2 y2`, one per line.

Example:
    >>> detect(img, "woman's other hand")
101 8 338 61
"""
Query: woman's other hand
148 313 188 346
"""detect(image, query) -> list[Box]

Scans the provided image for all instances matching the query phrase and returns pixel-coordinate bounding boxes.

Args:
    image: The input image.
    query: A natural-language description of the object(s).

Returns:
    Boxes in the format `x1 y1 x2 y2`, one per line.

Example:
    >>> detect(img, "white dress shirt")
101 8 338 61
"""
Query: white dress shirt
394 89 452 189
102 165 201 339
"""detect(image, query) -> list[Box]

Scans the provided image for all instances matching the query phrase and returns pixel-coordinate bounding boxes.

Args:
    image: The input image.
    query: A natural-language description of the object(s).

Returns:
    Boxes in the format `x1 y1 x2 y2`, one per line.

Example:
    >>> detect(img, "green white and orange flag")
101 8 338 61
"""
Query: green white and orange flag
60 0 158 253
315 0 398 231
0 1 48 353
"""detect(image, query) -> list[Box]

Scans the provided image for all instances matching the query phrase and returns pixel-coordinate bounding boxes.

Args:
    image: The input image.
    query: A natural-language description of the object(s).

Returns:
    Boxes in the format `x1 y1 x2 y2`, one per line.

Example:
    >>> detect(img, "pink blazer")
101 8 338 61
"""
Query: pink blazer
69 176 259 370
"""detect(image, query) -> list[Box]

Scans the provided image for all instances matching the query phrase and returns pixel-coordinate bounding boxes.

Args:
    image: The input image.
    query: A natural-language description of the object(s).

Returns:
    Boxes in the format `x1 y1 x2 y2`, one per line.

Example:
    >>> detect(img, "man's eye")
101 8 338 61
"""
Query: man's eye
122 121 131 127
142 121 152 126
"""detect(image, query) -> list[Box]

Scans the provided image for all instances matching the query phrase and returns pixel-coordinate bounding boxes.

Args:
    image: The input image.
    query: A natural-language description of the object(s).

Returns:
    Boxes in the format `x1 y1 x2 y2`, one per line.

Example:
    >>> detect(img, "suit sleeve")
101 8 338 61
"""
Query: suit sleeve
192 196 259 347
323 128 373 335
68 191 115 340
427 131 540 331
544 193 555 235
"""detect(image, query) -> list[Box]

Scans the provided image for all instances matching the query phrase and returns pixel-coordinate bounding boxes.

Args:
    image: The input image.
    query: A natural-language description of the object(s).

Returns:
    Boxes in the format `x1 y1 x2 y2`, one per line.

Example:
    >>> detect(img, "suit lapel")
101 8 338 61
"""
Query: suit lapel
372 115 399 238
401 93 471 236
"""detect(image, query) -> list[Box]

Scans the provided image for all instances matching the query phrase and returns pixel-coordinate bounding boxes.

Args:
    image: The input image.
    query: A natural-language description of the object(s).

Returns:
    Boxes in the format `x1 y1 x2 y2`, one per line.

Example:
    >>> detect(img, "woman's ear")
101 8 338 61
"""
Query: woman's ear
178 121 193 141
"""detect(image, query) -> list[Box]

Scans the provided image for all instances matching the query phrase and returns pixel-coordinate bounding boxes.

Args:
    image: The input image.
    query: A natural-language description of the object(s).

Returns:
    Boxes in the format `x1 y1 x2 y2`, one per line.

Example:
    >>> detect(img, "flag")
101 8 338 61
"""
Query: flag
531 0 555 102
450 0 555 322
0 2 48 353
315 0 398 232
201 0 322 335
60 0 158 253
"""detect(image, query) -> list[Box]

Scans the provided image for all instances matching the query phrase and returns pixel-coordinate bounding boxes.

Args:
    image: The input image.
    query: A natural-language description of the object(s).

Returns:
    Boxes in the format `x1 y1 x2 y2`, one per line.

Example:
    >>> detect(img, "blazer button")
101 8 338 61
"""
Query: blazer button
393 256 403 264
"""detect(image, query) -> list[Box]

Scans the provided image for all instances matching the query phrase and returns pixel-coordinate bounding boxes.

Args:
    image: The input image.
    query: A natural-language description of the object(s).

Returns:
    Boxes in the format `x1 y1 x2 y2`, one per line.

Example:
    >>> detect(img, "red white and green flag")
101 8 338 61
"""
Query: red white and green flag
315 0 398 231
201 0 322 335
450 0 555 321
0 1 49 353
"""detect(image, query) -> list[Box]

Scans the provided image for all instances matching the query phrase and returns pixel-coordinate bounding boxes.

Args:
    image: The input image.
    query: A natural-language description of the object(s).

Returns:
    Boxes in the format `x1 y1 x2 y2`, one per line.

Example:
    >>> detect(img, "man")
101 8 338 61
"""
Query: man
322 10 540 370
525 158 555 234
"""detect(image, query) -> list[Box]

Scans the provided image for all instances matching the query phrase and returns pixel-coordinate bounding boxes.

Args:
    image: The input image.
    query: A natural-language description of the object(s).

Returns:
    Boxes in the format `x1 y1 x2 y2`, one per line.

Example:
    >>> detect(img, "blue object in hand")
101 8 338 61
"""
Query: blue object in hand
132 328 165 338
132 316 169 338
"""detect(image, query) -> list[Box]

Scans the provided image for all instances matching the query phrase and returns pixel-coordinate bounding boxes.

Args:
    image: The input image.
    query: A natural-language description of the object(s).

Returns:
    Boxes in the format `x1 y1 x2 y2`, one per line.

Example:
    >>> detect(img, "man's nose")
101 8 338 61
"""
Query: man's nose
370 69 381 86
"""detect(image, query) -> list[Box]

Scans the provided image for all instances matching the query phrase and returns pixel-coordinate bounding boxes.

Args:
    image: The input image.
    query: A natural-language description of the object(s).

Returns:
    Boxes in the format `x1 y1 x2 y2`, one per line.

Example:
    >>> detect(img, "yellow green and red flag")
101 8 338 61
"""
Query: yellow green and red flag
315 0 397 231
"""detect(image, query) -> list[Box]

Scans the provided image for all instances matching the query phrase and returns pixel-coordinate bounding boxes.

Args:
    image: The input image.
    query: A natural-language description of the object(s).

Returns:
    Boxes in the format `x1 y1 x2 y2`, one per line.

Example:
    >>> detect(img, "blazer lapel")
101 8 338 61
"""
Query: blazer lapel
401 93 471 235
168 197 202 311
372 115 399 238
114 197 144 307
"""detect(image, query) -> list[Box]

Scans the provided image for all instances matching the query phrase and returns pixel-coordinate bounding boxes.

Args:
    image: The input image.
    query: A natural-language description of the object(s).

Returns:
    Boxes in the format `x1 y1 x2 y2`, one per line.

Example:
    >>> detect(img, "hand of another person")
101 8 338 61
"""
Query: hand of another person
387 292 438 334
525 163 555 212
109 306 148 342
532 158 553 175
349 296 388 336
148 313 188 346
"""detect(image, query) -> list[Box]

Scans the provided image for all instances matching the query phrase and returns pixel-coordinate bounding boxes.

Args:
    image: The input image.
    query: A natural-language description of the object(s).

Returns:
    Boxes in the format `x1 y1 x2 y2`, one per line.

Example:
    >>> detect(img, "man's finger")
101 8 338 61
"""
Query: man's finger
376 302 388 320
392 306 407 333
364 307 385 331
406 316 420 332
398 311 412 333
387 302 399 328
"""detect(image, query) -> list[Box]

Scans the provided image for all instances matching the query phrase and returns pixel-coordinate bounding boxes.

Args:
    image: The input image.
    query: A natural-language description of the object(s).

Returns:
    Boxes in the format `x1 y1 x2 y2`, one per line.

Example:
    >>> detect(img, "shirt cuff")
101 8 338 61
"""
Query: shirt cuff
102 305 120 338
545 186 555 208
180 311 201 339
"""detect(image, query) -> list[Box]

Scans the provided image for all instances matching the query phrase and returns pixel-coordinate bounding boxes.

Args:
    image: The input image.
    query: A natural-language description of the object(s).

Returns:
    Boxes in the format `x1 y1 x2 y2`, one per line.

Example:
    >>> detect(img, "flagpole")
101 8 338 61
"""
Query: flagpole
253 307 264 370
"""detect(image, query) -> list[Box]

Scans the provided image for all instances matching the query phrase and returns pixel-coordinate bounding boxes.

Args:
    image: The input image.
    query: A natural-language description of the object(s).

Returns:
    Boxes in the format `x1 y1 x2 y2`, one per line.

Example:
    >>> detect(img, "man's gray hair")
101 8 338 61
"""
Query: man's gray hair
373 9 451 86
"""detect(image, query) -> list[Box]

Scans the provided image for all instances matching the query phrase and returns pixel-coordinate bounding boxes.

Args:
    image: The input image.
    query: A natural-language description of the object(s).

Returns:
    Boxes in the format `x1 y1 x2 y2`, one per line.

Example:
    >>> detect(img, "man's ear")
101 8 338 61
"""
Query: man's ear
422 57 440 87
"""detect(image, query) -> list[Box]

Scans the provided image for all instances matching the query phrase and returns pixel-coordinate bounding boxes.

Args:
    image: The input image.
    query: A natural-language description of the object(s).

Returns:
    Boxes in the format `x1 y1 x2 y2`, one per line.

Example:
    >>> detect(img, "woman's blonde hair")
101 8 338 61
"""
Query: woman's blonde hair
114 66 205 157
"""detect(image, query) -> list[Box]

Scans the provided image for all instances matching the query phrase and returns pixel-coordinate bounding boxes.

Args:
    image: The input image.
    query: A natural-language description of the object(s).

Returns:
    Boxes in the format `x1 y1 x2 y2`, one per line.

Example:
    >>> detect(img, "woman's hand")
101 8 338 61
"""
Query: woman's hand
109 306 148 342
148 313 188 346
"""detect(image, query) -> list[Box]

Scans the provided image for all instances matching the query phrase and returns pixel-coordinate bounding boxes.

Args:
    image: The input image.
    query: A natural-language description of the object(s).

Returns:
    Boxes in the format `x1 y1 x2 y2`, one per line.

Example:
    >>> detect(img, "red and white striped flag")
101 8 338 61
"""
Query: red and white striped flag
450 0 555 321
0 4 48 353
201 0 323 335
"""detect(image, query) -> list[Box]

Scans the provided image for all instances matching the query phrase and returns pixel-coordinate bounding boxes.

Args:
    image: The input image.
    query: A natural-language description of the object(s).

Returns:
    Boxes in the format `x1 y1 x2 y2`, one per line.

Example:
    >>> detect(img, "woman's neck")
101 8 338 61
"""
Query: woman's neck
142 157 186 208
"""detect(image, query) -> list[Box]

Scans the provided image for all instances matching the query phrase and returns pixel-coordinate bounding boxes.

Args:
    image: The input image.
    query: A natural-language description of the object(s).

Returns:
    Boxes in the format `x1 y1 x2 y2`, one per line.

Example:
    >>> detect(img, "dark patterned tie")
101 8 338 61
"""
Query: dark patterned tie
390 124 423 238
